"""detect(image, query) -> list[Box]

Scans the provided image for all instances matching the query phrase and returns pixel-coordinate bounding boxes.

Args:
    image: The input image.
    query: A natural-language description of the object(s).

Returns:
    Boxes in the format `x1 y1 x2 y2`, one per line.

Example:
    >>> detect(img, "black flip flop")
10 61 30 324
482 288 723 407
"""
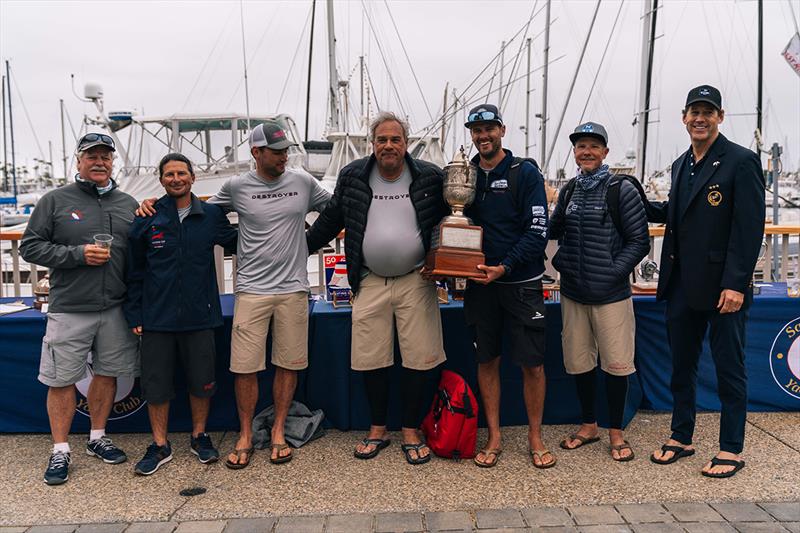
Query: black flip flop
401 443 432 465
354 438 391 460
650 444 695 465
701 457 745 478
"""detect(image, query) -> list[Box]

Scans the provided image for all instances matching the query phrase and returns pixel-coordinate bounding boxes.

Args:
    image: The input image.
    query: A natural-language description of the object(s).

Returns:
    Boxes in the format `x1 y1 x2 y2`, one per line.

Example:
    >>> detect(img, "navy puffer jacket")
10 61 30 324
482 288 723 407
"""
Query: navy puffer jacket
549 177 650 304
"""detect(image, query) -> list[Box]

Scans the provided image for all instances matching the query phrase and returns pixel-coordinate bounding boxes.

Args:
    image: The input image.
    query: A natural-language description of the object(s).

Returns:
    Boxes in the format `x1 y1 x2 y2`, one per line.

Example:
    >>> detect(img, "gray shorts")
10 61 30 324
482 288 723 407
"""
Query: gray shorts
39 305 140 387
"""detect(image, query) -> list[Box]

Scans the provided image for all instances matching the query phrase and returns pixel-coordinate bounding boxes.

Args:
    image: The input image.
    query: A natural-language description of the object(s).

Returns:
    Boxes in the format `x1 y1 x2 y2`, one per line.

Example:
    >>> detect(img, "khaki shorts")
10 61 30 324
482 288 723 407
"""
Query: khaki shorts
560 295 636 376
351 271 446 371
230 292 308 373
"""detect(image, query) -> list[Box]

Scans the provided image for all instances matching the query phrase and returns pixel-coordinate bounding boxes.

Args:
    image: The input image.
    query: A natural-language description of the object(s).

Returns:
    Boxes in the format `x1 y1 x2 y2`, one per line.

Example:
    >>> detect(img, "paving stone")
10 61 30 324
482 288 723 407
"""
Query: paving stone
782 523 800 533
77 526 127 533
731 523 788 533
27 527 78 533
631 524 685 533
222 518 276 533
472 529 530 533
569 506 625 526
578 526 632 533
711 504 773 523
665 503 725 522
522 508 573 527
375 512 423 533
173 522 226 533
424 511 472 531
326 514 373 533
274 515 324 533
682 524 736 533
616 505 672 524
530 526 578 533
760 504 800 522
0 528 30 533
125 523 179 533
475 509 526 529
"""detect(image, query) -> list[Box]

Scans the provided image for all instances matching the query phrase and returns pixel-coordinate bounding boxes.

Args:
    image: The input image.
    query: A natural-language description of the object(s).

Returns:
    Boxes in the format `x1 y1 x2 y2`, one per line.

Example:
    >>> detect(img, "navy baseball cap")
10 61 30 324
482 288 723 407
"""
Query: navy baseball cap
77 133 116 153
464 104 503 128
569 122 608 146
685 85 722 110
249 121 297 150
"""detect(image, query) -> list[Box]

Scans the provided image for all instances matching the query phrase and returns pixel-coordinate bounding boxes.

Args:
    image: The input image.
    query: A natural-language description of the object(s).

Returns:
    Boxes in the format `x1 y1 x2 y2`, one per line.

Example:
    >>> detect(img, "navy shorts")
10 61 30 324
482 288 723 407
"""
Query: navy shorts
463 279 546 367
140 329 217 403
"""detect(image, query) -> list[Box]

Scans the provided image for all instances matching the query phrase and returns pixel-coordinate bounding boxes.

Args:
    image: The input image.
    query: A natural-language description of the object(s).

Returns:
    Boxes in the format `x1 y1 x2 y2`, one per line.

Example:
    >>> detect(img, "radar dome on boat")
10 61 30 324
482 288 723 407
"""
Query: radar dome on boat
84 83 104 101
109 111 133 122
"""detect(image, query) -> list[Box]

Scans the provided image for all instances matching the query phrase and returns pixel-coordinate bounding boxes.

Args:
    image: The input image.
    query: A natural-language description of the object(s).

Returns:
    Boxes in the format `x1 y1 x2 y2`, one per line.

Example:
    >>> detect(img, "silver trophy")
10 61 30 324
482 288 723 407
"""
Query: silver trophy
441 146 478 225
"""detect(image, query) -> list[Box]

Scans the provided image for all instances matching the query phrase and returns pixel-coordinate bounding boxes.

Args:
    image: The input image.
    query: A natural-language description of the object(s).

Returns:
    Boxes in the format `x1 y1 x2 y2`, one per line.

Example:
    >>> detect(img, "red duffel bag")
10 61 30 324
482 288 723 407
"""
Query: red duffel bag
421 369 478 460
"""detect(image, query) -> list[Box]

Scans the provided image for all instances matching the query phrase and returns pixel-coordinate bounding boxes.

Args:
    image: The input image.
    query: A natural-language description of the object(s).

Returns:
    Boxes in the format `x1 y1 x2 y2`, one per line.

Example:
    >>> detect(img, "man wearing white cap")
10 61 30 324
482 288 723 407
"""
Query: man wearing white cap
139 121 330 467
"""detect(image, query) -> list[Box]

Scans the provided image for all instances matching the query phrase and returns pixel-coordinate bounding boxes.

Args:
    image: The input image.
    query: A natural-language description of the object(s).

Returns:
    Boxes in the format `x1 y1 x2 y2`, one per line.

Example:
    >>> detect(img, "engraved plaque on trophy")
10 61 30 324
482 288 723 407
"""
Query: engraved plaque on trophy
424 146 487 278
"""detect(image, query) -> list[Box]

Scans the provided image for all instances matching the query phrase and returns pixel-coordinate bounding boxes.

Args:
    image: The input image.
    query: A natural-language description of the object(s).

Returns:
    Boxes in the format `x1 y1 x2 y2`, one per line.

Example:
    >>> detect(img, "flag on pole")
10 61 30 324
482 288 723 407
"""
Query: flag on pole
783 32 800 77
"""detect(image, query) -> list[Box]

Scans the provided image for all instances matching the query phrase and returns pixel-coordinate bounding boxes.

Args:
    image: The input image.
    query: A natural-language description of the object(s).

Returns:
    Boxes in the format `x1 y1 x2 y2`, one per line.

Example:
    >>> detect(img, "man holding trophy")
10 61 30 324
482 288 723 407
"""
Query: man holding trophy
460 104 554 469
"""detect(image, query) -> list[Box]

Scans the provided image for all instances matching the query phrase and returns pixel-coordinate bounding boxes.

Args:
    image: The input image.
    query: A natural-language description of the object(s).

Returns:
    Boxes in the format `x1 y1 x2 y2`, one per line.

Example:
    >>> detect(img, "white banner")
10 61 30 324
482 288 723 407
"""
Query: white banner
783 32 800 77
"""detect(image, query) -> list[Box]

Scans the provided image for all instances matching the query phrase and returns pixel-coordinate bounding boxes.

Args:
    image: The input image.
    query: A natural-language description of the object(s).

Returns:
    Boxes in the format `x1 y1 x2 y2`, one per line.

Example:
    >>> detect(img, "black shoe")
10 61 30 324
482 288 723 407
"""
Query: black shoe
44 450 71 485
190 433 220 464
134 442 173 475
86 436 127 464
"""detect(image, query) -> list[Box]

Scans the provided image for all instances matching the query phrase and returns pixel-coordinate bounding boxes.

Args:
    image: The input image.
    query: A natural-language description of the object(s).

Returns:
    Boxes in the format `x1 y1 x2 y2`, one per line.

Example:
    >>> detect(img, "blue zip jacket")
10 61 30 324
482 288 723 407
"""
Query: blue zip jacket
465 149 548 282
124 194 238 332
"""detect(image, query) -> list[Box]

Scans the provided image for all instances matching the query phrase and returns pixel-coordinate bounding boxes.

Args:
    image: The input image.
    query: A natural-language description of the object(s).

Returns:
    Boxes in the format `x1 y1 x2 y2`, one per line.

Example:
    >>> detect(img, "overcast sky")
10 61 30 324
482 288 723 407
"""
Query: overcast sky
1 0 799 179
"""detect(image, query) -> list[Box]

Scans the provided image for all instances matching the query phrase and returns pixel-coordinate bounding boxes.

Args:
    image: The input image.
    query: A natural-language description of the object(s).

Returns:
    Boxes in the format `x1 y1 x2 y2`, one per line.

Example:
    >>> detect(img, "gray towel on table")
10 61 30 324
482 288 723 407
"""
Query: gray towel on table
251 400 326 449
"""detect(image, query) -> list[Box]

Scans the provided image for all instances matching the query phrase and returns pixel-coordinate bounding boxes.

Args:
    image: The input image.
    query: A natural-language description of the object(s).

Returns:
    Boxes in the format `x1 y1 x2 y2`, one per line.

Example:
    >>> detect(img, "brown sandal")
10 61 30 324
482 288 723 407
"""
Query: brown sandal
559 433 600 450
269 443 293 465
530 449 557 469
225 447 254 470
473 448 502 468
610 441 635 462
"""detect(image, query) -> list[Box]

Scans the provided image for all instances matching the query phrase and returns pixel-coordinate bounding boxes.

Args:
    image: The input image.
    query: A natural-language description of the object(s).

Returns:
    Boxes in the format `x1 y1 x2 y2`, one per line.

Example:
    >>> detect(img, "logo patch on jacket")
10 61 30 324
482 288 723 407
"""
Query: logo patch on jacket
150 226 166 249
490 180 508 190
69 210 84 221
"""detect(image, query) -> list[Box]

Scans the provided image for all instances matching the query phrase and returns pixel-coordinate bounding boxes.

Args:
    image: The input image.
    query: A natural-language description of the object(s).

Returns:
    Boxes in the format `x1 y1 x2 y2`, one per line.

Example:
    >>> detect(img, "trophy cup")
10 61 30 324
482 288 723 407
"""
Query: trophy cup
424 146 487 278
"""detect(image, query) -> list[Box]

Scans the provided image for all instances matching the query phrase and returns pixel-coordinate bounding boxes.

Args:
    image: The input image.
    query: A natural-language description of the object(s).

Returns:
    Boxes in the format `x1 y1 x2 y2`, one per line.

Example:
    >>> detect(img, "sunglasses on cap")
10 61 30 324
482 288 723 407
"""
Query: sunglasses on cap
78 133 115 148
467 111 499 123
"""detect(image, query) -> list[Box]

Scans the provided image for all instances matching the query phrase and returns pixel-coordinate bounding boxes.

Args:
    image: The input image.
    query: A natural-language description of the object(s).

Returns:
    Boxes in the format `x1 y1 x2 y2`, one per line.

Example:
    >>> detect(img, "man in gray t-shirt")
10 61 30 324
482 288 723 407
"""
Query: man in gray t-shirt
141 122 329 468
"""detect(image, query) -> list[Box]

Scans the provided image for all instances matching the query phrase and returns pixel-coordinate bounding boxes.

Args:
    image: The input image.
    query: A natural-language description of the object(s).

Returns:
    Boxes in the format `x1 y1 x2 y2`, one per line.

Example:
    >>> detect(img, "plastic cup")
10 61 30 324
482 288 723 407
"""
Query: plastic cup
93 234 114 250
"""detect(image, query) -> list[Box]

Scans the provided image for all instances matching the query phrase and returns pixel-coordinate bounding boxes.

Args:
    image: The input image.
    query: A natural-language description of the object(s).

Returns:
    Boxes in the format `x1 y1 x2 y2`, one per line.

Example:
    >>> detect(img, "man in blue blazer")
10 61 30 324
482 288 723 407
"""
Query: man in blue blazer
648 85 765 478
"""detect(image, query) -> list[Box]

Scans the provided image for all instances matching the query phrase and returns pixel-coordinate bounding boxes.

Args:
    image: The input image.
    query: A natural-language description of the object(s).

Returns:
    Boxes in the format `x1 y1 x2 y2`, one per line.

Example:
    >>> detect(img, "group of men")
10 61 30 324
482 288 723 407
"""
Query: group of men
21 84 764 486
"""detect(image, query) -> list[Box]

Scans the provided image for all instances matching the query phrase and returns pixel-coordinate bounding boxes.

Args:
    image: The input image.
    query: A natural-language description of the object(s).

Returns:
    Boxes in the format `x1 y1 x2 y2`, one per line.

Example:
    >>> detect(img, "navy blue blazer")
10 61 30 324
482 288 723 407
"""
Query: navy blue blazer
648 133 765 310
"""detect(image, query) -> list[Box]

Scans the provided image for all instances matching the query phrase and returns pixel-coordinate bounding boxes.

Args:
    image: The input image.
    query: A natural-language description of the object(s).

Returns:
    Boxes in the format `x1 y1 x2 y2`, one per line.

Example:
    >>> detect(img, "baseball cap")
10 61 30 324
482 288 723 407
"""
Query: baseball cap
249 121 298 150
685 85 722 110
569 122 608 146
464 104 503 128
77 133 116 153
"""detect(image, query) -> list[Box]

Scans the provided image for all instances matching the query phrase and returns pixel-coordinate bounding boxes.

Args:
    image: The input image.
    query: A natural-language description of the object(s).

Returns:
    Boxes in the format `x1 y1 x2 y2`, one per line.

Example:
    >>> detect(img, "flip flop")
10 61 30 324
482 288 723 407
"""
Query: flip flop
559 433 600 450
269 443 293 465
529 449 557 469
701 457 745 478
224 447 254 470
401 443 431 465
610 440 635 462
650 444 695 465
354 438 391 460
473 448 502 468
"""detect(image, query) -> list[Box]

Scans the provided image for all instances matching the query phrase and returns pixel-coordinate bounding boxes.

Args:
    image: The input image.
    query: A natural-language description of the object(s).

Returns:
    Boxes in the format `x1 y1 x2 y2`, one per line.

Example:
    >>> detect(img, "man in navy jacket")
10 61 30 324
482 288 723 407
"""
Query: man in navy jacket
124 153 237 476
648 86 765 478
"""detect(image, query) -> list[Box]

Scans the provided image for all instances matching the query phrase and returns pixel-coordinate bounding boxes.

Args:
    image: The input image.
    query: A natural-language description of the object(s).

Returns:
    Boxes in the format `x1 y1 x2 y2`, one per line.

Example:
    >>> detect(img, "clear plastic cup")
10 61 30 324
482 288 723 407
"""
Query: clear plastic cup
93 234 114 249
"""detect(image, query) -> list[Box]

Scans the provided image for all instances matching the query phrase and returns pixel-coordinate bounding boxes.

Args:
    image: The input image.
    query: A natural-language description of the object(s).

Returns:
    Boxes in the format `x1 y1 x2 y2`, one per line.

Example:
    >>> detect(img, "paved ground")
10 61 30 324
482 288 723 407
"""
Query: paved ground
0 411 797 532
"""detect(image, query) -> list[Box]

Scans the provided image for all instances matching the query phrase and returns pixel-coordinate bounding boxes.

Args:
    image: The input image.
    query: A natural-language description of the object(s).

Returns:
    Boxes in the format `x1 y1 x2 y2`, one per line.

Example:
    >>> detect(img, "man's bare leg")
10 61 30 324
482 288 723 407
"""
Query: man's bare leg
147 402 170 446
87 374 116 431
522 364 555 467
476 357 502 465
270 367 296 461
228 372 258 465
188 395 210 438
48 386 76 444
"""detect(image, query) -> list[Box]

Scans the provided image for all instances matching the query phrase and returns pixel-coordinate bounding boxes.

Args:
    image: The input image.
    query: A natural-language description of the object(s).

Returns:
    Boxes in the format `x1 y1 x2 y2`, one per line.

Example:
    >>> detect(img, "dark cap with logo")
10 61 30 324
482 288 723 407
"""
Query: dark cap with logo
685 85 722 110
569 122 608 146
464 104 504 128
76 132 116 153
249 121 298 150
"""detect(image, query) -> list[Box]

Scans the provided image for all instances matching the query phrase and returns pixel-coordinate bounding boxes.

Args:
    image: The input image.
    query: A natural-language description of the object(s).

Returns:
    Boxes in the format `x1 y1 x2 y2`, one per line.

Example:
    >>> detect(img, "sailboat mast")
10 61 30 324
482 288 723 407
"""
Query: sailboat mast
635 0 658 181
60 98 67 180
305 0 317 141
756 0 763 154
5 61 17 199
326 0 340 132
239 0 252 131
525 38 531 159
1 75 6 192
540 0 551 175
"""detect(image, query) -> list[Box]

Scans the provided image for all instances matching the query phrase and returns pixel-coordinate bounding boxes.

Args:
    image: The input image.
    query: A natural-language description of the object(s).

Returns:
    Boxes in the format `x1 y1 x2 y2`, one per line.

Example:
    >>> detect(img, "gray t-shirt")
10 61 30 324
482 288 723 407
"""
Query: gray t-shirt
361 164 425 277
210 168 330 294
177 205 191 222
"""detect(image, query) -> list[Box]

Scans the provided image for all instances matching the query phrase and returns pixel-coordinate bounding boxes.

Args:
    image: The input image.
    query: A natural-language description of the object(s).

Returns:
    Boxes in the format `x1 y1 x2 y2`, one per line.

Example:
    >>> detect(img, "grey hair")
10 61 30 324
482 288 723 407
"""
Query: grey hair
369 112 409 142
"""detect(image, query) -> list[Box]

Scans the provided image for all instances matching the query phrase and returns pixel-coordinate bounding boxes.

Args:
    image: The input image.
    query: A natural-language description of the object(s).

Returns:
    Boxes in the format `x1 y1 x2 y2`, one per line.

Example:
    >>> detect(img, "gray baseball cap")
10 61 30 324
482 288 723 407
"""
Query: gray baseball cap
569 122 608 146
249 121 298 150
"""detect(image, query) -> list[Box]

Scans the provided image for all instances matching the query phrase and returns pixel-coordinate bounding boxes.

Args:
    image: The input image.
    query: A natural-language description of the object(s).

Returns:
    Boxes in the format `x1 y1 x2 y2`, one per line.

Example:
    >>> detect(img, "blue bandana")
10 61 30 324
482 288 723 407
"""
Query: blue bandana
575 164 610 191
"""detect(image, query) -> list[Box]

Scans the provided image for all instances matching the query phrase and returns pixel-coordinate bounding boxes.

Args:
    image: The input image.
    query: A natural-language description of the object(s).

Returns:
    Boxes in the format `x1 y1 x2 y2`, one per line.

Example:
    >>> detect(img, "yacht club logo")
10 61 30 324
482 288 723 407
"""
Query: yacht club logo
75 355 146 420
769 316 800 400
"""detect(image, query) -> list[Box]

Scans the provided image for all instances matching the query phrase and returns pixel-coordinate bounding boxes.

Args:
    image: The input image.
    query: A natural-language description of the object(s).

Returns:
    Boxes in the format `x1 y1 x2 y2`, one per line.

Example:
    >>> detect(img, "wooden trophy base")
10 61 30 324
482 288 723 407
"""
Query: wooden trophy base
631 281 658 295
424 247 487 278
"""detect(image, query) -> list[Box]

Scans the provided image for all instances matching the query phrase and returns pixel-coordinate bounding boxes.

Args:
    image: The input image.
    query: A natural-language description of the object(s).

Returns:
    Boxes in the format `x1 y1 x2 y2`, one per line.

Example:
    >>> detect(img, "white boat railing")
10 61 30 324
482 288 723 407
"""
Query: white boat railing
1 228 796 298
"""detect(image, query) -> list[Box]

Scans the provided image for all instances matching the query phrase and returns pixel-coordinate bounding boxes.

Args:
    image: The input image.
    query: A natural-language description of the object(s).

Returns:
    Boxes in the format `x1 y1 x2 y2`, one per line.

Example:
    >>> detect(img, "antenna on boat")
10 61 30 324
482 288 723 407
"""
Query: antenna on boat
239 0 252 132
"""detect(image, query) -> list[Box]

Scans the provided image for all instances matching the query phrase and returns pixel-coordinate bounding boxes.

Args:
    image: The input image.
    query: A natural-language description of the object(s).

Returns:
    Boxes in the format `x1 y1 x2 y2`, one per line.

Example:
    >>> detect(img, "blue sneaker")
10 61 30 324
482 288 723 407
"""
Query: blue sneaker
134 442 173 475
190 433 220 464
86 436 127 464
44 450 71 485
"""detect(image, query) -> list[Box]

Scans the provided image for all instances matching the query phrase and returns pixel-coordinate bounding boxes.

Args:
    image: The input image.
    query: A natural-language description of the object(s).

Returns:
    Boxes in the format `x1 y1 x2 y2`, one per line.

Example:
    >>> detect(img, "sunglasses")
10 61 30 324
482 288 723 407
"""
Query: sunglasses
467 111 499 123
79 133 115 148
